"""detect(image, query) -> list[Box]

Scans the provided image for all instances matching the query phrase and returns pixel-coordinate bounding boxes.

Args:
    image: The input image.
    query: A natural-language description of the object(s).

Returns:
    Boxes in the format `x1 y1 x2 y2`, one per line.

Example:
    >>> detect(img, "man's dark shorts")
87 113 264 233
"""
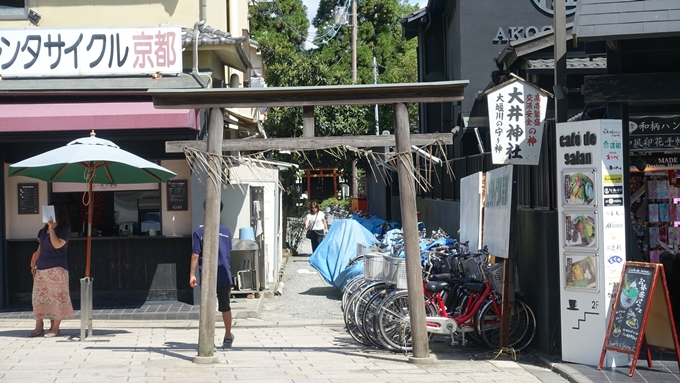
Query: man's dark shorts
217 285 232 312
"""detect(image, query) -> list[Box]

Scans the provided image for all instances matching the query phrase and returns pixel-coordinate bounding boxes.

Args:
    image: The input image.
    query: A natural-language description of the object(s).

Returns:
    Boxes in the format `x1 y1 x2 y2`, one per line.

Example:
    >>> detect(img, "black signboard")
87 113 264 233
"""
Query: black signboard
600 262 680 376
603 186 622 195
18 183 38 214
167 180 188 211
630 116 680 150
605 264 654 353
603 197 623 207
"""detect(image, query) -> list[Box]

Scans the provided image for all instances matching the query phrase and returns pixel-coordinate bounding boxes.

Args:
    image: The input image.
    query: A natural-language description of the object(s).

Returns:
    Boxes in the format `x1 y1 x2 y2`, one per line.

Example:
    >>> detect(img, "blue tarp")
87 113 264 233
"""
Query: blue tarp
350 215 401 240
309 219 378 290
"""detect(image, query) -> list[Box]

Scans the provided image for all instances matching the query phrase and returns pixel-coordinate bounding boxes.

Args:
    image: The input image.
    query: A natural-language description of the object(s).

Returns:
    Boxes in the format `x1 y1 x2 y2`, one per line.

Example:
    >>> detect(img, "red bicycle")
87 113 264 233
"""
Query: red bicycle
376 274 535 352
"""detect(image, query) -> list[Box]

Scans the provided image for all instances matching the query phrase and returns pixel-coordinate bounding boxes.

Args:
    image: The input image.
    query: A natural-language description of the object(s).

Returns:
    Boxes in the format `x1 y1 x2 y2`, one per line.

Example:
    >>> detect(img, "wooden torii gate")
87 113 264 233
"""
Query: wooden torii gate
150 80 468 364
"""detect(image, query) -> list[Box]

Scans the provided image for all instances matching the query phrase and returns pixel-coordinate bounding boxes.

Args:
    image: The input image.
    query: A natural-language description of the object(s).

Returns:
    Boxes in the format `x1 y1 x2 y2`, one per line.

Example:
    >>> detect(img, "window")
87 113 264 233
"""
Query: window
0 0 26 18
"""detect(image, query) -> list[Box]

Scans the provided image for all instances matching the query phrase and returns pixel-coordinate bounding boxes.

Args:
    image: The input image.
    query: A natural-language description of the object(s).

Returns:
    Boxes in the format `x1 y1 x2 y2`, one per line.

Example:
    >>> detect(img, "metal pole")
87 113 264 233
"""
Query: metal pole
351 0 357 84
394 102 432 363
553 0 568 123
194 107 224 363
374 56 379 136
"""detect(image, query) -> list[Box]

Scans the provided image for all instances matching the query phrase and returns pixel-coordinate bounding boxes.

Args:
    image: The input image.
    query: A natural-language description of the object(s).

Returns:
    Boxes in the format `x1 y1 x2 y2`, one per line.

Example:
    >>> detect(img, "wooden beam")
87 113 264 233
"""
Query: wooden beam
584 72 680 104
303 106 314 137
166 133 453 153
149 81 468 109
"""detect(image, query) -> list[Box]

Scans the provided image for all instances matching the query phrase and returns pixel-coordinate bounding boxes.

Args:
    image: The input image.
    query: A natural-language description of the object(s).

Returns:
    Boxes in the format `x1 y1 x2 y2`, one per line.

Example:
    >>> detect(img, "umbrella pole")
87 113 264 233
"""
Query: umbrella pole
86 178 93 278
80 176 94 341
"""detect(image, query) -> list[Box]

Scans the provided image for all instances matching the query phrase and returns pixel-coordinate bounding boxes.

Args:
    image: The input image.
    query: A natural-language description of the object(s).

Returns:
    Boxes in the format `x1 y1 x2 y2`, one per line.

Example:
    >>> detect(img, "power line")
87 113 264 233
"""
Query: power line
251 0 351 47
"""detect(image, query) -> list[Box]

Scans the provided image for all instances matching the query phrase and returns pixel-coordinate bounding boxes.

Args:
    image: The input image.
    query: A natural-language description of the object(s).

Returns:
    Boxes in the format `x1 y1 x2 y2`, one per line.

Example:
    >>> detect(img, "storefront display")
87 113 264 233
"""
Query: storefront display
630 170 680 262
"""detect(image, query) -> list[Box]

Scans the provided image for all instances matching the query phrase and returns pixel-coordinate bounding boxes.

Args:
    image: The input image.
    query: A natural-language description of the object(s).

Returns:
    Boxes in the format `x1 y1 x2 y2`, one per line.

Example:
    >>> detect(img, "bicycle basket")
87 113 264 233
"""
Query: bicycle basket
395 261 407 290
487 262 521 294
363 252 386 281
488 263 504 293
462 257 483 280
356 242 372 257
383 255 405 287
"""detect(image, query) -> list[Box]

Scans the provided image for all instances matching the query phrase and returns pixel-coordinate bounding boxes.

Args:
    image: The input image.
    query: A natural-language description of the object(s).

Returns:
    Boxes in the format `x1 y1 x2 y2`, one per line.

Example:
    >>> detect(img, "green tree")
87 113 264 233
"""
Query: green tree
249 0 420 201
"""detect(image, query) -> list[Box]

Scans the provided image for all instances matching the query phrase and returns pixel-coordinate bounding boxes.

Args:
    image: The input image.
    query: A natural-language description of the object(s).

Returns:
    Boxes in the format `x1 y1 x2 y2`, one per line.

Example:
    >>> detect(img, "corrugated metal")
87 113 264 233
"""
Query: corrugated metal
574 0 680 41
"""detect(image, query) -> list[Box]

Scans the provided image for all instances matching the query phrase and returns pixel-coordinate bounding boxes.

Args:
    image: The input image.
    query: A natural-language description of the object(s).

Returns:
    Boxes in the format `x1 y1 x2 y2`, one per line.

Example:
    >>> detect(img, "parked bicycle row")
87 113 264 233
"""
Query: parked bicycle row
340 229 536 354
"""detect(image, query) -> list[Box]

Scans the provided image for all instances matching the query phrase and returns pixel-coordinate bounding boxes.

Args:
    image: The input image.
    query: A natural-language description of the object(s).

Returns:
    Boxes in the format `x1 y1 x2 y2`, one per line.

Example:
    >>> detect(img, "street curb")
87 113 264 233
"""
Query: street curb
535 354 595 383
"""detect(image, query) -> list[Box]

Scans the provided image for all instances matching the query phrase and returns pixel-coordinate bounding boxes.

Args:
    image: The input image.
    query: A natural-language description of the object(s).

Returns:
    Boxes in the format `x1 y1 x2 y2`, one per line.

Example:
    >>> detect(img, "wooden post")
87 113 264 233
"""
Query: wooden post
193 107 224 363
394 102 431 362
303 106 314 137
553 0 568 123
500 166 519 348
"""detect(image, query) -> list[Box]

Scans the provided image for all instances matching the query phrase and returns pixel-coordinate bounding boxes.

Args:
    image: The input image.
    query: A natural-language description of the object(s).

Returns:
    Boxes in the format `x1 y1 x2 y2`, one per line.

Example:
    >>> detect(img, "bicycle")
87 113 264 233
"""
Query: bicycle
375 251 535 352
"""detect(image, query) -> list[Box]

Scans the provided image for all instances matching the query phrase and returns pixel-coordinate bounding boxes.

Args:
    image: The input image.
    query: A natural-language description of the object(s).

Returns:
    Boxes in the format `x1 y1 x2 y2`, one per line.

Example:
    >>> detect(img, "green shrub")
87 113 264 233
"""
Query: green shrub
319 197 350 211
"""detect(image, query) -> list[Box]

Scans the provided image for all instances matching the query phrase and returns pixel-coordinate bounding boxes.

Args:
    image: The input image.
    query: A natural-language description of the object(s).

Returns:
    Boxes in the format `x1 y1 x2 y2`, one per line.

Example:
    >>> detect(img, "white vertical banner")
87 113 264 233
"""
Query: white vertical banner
482 165 513 258
487 79 549 165
557 120 627 368
460 172 484 252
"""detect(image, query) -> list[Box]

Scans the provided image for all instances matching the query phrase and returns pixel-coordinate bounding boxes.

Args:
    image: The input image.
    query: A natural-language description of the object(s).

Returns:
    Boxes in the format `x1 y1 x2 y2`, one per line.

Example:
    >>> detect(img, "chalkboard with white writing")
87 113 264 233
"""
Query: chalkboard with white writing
18 183 38 215
606 264 654 352
166 180 187 211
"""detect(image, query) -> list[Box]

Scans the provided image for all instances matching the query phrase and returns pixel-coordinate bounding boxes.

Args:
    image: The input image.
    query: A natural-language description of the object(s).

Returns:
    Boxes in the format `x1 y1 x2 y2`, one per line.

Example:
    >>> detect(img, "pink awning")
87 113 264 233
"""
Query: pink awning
0 102 199 132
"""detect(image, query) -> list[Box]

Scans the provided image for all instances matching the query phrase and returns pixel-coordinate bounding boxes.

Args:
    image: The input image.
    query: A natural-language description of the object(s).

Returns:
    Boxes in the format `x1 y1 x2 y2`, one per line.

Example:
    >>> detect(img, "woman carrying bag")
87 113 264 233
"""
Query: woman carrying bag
304 201 328 253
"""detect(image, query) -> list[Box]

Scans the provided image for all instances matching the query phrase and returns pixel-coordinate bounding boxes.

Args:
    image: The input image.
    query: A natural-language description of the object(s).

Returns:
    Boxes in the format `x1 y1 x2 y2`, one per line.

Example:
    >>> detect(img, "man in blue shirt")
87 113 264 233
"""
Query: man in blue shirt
190 201 234 349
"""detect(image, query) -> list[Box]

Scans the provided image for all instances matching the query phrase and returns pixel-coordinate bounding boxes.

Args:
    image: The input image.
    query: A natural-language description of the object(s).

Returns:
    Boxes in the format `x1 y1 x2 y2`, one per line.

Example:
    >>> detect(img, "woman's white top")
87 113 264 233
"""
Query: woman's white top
306 211 326 230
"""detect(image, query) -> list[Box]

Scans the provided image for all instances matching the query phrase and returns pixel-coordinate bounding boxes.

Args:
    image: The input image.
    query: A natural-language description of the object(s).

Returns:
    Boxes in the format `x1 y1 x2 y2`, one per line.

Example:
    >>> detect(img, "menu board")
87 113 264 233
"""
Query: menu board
605 264 654 352
600 262 680 376
18 183 39 214
167 179 187 211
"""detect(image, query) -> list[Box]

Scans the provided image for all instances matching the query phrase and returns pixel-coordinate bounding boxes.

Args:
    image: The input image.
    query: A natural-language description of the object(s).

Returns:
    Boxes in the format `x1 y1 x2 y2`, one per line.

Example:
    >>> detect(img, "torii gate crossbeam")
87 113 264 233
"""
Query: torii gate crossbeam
149 80 469 364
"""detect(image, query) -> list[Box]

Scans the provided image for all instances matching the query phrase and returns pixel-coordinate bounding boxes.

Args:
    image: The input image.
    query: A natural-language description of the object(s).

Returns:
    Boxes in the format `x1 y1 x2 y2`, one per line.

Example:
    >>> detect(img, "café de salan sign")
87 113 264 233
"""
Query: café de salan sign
487 78 548 165
0 25 182 77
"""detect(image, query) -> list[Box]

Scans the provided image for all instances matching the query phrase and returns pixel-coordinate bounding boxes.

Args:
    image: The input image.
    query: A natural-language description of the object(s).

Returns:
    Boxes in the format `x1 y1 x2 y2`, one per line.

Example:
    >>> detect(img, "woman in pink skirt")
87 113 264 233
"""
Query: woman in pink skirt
26 204 74 338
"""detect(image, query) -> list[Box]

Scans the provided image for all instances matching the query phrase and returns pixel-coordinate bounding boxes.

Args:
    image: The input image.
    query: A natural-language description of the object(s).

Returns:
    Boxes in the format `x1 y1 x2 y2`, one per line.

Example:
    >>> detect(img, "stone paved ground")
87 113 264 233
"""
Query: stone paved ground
0 239 571 382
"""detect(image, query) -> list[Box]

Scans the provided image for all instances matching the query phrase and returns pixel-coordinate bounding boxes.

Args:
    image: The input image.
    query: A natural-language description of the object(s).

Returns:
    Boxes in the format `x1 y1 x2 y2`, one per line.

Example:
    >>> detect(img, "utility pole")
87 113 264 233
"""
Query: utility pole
351 0 357 84
373 56 379 135
554 0 567 122
351 0 358 197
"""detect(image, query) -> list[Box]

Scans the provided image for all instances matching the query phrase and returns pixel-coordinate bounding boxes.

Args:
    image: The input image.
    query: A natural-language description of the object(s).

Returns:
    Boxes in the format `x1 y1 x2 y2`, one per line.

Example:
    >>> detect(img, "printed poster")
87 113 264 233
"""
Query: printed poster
564 212 597 248
562 170 596 206
565 254 598 291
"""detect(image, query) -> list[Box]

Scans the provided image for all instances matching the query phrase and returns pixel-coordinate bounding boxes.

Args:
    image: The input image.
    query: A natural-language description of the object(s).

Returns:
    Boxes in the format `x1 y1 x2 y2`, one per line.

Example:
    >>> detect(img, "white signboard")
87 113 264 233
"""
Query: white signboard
482 165 513 258
460 172 483 252
557 120 627 368
487 80 548 165
0 26 182 77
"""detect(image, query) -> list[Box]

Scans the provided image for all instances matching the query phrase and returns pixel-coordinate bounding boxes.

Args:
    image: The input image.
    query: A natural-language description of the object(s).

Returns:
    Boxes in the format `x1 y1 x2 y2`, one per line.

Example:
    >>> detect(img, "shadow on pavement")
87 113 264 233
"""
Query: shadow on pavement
298 286 343 299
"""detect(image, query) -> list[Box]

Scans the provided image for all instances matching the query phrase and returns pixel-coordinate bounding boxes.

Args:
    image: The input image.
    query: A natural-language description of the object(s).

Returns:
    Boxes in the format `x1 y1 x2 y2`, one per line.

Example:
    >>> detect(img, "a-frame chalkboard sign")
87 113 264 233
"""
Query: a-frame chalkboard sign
599 262 680 376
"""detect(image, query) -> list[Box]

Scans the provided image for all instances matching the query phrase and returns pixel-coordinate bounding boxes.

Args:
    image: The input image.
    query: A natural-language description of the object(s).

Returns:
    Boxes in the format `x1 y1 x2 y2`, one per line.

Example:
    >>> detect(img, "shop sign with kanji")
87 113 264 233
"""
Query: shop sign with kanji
629 116 680 150
486 79 548 165
0 26 182 77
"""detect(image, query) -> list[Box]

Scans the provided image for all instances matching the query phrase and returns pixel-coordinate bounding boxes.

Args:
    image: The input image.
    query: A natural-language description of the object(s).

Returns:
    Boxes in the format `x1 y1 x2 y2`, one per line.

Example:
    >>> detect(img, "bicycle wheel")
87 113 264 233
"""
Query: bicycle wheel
361 289 390 348
343 284 371 346
477 298 532 351
354 282 389 345
509 300 536 352
377 291 438 352
342 276 366 312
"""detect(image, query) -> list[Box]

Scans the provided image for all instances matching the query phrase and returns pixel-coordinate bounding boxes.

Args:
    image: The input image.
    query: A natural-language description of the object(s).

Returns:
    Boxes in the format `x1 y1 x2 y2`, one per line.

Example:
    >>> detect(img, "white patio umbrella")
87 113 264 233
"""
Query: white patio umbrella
8 130 177 277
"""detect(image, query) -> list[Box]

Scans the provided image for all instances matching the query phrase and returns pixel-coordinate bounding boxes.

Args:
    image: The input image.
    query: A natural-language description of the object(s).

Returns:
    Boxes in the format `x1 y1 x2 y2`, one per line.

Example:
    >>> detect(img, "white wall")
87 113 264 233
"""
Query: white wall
160 160 193 236
4 164 49 239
